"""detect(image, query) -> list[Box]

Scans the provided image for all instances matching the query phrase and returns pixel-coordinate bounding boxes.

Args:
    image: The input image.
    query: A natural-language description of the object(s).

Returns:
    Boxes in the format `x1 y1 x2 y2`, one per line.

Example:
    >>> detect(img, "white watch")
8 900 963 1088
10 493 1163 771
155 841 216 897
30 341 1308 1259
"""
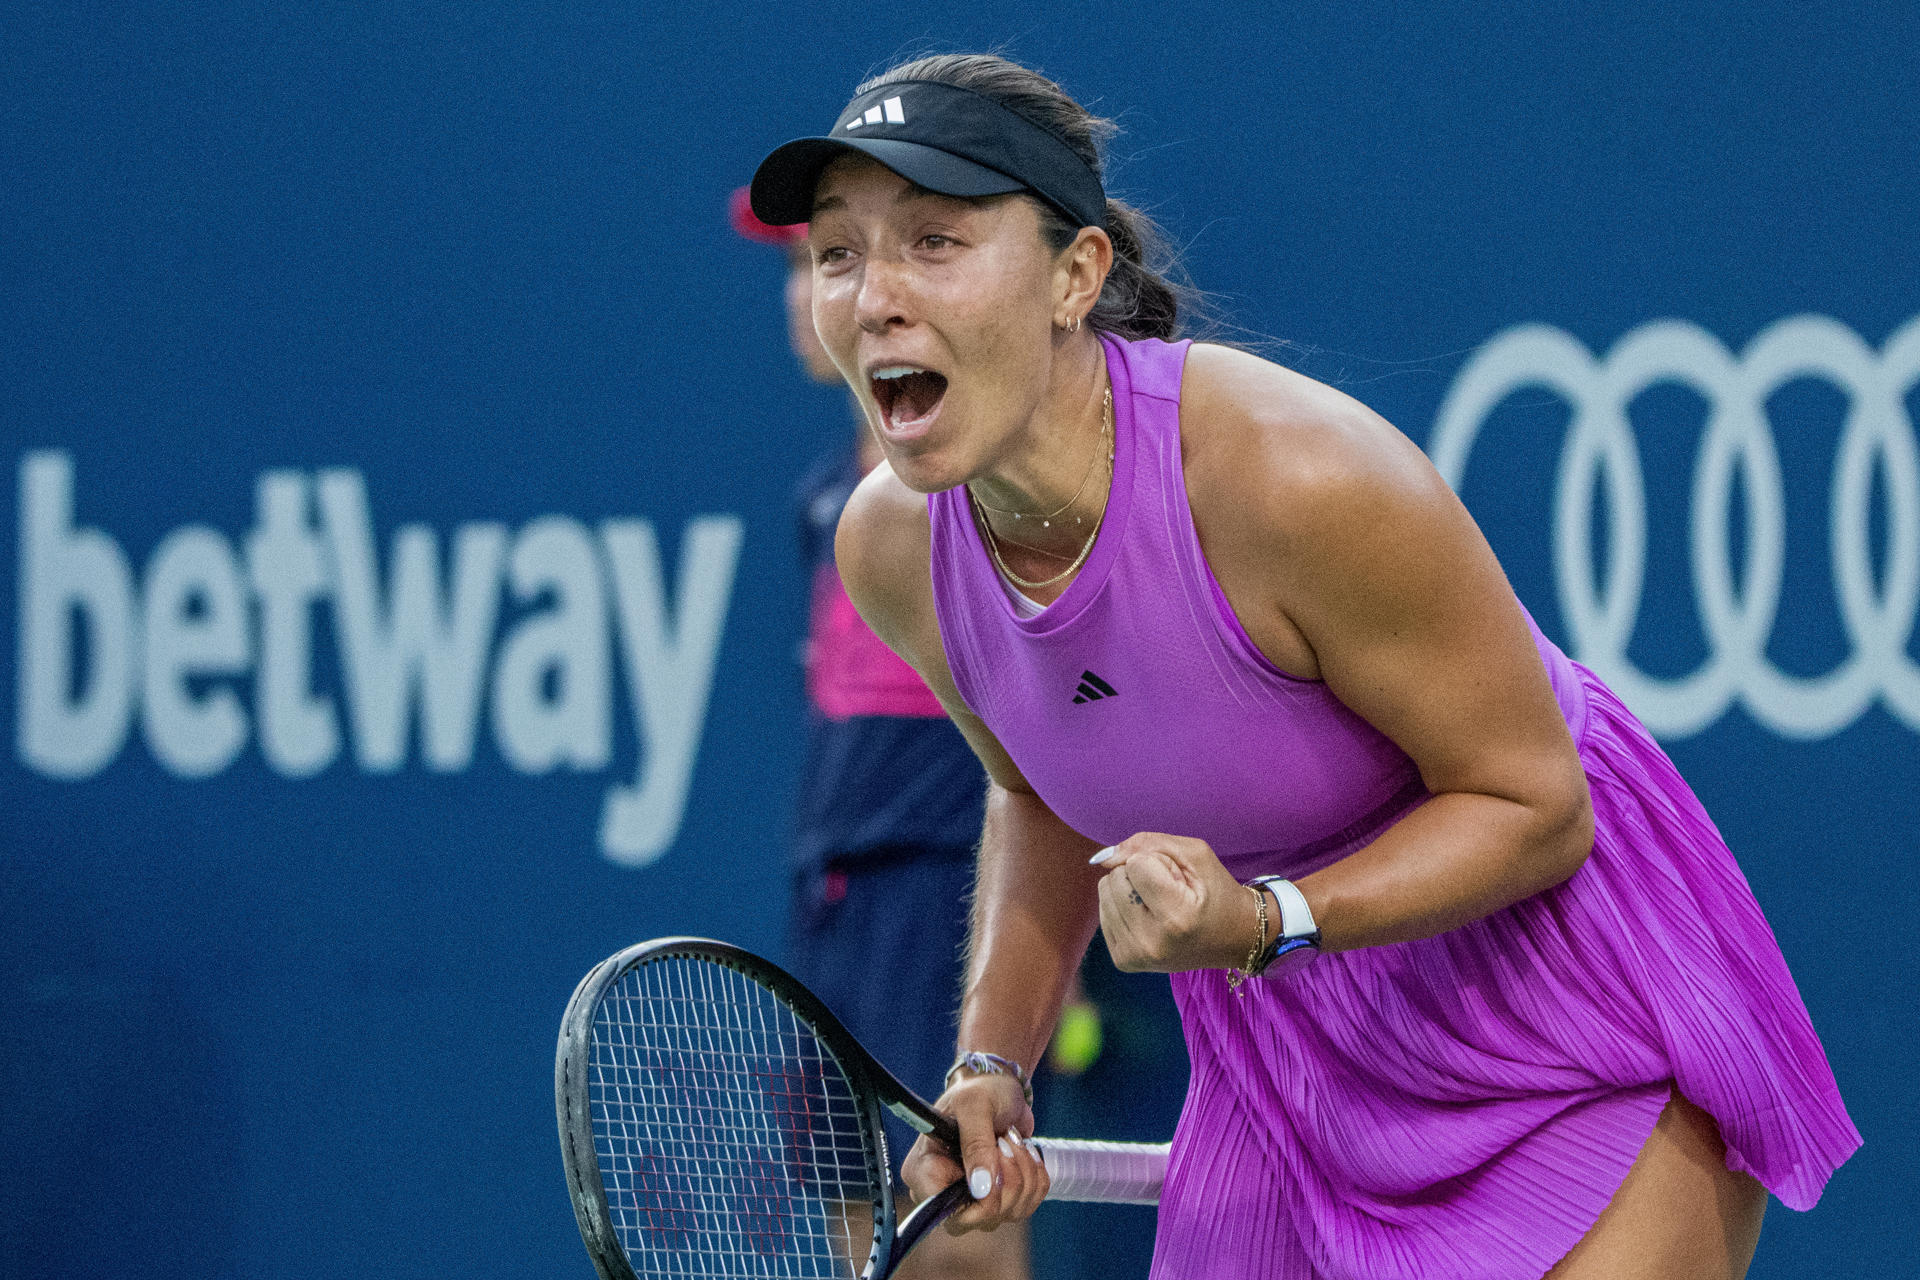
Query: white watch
1246 876 1322 975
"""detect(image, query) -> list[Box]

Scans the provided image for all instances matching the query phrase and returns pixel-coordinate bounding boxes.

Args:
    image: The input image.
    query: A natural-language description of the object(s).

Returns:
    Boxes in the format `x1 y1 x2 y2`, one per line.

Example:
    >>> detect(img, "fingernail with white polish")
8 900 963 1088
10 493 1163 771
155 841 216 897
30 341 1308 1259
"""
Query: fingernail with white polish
998 1137 1014 1158
1089 846 1117 865
969 1167 992 1199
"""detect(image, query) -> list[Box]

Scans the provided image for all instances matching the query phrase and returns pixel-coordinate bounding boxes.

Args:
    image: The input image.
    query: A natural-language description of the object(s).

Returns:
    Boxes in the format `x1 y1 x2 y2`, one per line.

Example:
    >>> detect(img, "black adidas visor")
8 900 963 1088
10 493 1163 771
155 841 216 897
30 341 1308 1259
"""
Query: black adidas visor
749 79 1108 233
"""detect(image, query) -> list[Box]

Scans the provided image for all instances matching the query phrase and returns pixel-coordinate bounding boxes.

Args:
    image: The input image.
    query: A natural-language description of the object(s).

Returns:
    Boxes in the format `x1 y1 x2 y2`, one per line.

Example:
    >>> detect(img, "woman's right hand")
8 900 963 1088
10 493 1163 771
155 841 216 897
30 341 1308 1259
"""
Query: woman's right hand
902 1071 1050 1233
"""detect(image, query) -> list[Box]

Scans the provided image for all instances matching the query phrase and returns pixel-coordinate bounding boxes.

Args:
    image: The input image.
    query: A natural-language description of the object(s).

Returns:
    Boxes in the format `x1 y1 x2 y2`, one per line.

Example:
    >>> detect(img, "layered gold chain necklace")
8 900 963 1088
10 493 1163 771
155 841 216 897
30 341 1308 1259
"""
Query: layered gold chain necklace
966 387 1114 592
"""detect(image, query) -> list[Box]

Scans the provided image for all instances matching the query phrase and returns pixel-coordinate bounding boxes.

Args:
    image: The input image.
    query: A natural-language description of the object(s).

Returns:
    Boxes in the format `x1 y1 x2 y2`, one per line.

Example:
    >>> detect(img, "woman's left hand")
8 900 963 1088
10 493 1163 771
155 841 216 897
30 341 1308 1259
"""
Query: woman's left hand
1091 833 1260 973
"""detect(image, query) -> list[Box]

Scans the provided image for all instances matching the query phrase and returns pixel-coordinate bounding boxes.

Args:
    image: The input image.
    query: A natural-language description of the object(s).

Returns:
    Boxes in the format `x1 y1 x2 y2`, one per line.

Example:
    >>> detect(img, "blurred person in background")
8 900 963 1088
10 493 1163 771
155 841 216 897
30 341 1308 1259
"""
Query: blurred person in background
731 188 1034 1280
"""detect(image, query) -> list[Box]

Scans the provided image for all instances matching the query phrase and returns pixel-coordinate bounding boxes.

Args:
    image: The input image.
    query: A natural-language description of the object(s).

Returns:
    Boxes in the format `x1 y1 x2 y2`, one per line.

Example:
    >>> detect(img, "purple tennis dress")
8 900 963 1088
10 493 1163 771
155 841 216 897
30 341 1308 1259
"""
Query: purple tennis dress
926 334 1860 1279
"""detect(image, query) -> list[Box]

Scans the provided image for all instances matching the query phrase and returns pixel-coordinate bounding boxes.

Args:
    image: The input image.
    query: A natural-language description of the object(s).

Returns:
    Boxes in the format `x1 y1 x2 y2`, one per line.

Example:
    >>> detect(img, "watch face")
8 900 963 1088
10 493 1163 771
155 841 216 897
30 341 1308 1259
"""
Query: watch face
1267 936 1319 974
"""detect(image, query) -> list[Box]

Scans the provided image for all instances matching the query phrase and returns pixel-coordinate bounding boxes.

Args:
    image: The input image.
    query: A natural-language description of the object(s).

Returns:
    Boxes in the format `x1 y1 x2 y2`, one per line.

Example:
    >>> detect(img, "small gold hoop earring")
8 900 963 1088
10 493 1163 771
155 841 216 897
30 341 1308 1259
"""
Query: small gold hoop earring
1064 315 1081 335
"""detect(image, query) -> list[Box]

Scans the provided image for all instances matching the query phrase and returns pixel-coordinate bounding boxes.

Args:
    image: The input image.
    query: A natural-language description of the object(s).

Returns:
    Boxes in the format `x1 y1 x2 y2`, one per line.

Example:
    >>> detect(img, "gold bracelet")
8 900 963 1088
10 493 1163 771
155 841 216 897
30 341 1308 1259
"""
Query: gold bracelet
1227 883 1268 995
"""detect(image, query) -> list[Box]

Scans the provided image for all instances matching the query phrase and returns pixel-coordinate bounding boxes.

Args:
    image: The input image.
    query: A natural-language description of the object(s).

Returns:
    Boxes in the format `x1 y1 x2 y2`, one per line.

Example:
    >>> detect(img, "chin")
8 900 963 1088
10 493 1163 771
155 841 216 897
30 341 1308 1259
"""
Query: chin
880 441 971 495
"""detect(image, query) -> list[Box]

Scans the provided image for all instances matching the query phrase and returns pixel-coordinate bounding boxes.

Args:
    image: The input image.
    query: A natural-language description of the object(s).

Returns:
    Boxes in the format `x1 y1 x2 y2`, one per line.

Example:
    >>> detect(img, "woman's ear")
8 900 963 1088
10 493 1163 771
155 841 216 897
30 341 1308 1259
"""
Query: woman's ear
1056 226 1114 324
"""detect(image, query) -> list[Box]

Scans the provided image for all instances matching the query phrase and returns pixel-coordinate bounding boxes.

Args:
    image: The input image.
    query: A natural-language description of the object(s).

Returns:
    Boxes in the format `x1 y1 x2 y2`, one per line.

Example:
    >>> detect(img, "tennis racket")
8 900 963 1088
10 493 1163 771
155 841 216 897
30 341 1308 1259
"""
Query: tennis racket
556 936 1169 1280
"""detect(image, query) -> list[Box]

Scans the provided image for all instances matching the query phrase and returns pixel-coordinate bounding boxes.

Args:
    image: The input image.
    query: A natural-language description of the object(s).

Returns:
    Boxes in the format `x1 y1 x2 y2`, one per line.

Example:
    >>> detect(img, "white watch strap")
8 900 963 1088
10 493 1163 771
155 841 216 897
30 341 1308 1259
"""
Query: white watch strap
1257 877 1317 939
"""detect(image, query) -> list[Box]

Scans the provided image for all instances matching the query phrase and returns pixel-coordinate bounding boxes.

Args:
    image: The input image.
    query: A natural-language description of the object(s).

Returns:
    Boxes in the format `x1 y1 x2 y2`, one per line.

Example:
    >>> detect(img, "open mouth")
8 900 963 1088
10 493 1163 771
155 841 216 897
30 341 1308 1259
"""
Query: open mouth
869 366 950 434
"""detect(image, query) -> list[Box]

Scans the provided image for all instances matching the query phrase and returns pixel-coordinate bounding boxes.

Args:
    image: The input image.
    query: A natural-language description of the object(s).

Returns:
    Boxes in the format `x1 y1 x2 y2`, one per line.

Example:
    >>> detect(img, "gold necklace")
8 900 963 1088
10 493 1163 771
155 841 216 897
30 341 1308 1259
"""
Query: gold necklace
968 388 1114 592
969 388 1112 529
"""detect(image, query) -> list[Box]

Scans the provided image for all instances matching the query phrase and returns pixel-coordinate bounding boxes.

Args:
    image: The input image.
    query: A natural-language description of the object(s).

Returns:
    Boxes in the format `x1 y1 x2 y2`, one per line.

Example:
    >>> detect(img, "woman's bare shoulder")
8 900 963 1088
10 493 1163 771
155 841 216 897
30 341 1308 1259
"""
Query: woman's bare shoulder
836 460 1033 790
1173 342 1483 679
1179 341 1450 545
834 459 938 656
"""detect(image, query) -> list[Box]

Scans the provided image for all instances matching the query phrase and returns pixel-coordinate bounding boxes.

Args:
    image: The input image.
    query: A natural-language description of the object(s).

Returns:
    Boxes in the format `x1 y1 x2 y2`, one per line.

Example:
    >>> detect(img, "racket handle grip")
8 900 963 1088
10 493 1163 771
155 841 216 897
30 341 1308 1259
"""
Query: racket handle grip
1030 1137 1170 1205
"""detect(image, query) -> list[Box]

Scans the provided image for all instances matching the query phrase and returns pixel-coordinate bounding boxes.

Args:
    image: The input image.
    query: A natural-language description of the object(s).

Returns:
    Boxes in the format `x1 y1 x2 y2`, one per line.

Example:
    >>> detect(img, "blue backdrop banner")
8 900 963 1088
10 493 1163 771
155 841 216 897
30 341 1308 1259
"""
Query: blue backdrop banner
4 4 1914 1277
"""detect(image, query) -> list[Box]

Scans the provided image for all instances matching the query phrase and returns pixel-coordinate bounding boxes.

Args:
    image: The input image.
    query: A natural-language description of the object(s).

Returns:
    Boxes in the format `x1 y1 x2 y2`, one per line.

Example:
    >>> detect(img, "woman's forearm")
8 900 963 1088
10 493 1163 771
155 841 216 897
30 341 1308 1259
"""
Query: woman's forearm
956 783 1106 1075
1299 776 1594 953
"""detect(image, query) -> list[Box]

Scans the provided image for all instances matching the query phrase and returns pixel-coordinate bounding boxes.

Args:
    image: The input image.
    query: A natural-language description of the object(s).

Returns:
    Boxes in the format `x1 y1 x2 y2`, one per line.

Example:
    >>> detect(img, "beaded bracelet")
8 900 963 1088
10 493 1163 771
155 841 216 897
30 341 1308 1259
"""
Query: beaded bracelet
944 1050 1034 1105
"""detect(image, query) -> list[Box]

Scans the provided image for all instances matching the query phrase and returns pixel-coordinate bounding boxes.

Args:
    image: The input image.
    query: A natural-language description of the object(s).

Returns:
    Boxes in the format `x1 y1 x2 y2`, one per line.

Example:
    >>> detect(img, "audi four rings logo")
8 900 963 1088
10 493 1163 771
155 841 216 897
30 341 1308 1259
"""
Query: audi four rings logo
1431 313 1920 742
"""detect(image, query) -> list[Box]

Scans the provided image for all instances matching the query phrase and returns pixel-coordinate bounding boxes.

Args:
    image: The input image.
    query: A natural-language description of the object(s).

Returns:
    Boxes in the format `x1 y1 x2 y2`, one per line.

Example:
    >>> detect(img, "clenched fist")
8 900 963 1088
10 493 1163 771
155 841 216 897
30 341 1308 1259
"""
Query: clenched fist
1090 833 1262 973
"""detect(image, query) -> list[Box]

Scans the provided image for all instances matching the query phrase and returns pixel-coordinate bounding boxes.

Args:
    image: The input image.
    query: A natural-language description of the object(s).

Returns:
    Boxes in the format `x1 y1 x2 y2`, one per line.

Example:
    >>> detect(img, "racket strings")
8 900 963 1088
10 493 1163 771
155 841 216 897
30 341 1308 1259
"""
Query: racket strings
589 956 880 1278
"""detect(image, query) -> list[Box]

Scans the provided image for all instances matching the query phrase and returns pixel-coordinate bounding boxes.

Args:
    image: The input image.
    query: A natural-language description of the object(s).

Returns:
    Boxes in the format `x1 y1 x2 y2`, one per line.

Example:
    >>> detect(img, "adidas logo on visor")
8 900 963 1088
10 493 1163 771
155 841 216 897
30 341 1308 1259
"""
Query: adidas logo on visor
844 96 906 130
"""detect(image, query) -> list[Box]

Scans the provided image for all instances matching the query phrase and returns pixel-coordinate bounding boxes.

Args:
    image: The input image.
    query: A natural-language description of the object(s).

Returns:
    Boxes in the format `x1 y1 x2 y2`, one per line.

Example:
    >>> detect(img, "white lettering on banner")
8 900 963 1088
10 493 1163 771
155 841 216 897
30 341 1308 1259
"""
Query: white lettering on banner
493 516 612 774
246 472 339 777
16 452 137 778
320 471 507 773
142 526 250 777
600 518 744 867
1431 313 1920 740
11 451 745 865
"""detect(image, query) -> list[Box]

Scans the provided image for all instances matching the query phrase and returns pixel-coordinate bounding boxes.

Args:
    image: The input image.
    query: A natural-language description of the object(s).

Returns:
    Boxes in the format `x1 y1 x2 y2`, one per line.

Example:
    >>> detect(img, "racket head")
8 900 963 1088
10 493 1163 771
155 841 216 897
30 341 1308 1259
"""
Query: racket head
555 937 953 1280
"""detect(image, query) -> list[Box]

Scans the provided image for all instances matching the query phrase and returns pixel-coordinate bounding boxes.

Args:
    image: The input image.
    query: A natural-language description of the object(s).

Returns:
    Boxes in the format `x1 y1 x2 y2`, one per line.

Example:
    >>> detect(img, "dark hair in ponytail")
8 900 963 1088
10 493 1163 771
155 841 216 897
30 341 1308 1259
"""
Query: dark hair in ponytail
856 54 1201 343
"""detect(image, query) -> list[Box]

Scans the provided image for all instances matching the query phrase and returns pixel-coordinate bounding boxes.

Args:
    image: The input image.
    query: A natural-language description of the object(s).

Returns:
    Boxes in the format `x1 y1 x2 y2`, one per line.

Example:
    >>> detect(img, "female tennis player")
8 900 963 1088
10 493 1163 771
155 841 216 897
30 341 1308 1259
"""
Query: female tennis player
748 53 1859 1279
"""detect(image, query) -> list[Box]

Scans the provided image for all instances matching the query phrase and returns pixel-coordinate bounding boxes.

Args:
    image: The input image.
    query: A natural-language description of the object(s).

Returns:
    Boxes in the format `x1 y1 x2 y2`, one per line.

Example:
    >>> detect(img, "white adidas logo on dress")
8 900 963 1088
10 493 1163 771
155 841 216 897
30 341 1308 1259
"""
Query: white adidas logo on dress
844 96 906 130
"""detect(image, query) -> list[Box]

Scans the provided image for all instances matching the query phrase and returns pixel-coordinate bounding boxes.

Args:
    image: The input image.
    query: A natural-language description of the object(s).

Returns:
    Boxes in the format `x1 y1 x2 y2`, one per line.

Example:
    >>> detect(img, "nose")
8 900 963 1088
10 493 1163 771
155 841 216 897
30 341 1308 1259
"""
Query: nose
853 253 914 334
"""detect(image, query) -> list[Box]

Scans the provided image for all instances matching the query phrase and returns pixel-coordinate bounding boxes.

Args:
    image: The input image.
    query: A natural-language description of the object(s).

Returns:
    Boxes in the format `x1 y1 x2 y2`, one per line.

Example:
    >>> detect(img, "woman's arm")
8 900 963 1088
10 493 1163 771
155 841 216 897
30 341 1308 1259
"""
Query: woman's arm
960 781 1104 1076
835 462 1093 1227
929 742 1104 1230
1179 343 1595 954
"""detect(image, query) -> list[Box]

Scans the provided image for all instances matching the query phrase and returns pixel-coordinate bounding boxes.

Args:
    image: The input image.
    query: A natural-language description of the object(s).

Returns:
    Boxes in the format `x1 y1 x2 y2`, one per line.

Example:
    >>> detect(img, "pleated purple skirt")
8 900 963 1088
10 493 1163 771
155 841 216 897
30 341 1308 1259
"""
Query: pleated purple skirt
1149 666 1862 1280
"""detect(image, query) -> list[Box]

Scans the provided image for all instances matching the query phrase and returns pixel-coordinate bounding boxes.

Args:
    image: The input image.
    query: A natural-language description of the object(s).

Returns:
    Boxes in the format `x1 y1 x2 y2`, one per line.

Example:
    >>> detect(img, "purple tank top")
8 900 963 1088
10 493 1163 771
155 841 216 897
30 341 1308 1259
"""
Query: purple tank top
928 333 1587 881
